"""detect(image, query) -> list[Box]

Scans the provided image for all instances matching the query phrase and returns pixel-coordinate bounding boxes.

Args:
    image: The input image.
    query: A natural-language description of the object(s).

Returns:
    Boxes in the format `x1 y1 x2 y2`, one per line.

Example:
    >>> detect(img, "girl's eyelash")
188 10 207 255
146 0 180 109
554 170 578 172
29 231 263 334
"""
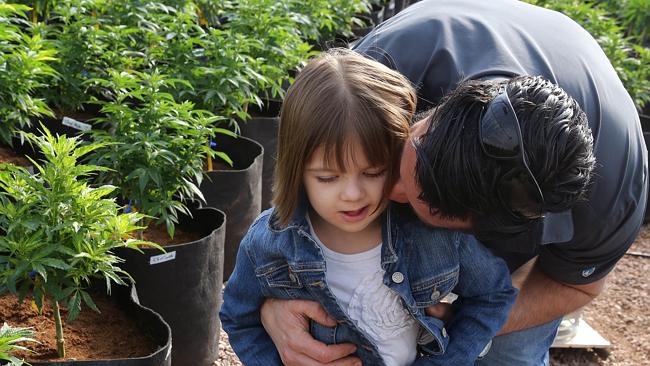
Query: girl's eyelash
364 169 387 178
314 169 385 182
316 176 337 183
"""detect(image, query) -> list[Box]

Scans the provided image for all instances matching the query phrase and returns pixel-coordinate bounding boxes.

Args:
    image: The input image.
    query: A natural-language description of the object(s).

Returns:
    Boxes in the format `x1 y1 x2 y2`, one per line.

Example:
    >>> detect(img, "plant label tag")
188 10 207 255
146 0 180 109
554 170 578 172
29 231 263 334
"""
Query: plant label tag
150 251 176 265
62 116 92 131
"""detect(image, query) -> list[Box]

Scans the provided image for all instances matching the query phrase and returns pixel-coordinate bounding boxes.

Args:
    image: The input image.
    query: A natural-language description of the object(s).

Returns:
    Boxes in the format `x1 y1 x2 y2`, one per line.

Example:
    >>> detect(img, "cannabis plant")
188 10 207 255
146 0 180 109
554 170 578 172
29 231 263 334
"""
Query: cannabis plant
35 0 109 114
221 0 315 104
285 0 371 42
87 70 233 238
0 128 157 358
0 3 56 145
0 323 37 366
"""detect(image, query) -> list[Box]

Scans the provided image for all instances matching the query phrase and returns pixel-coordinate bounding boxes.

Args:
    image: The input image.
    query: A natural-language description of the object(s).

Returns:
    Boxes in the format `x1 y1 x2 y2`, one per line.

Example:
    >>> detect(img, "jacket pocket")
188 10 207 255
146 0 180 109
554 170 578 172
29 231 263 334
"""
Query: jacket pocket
255 261 306 300
410 267 459 307
256 261 302 287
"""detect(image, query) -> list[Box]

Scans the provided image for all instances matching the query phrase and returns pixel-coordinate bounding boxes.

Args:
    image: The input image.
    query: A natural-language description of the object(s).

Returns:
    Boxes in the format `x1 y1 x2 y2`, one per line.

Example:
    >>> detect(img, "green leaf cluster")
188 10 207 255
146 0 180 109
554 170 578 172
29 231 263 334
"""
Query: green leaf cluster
86 70 228 237
284 0 370 42
0 322 37 366
0 127 158 324
1 0 372 242
595 0 650 45
0 3 56 145
12 0 371 121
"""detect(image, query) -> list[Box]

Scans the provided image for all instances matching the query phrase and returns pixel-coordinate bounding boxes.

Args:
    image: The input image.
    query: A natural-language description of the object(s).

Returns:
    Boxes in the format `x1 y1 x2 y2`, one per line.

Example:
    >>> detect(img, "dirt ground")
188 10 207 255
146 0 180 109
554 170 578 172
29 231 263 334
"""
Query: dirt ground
216 224 650 366
550 224 650 366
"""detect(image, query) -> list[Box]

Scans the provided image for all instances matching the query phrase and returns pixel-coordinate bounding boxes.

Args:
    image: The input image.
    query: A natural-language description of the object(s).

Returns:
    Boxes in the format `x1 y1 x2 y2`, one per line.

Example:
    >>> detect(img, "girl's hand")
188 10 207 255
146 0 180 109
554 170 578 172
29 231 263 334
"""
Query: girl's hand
260 298 362 366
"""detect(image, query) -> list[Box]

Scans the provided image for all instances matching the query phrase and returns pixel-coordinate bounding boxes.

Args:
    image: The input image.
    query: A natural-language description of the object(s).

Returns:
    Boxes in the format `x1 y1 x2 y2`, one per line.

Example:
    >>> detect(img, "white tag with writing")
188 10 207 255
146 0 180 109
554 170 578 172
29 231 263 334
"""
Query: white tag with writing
62 116 92 131
149 251 176 265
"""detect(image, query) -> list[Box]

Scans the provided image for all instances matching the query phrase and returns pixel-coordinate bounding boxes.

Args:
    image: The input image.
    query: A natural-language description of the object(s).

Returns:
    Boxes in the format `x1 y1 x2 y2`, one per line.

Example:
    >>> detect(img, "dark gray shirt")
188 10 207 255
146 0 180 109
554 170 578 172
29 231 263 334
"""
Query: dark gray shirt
354 0 648 284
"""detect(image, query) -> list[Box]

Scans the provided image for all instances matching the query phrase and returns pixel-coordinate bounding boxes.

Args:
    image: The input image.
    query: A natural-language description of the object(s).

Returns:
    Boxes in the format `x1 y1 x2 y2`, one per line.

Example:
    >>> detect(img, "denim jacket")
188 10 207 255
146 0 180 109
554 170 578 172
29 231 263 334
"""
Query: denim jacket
220 203 517 366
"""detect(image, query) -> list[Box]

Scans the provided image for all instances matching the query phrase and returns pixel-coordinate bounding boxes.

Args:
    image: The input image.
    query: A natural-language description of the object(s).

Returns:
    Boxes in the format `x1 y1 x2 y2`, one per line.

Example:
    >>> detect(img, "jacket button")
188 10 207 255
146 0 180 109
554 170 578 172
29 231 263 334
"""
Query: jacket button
442 327 448 337
391 272 404 284
430 290 440 301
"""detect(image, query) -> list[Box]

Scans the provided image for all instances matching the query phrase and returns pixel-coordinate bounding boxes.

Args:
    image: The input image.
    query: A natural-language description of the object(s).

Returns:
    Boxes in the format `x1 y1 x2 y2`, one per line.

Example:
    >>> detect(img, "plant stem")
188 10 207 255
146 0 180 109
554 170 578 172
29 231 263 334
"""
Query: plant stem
54 300 65 358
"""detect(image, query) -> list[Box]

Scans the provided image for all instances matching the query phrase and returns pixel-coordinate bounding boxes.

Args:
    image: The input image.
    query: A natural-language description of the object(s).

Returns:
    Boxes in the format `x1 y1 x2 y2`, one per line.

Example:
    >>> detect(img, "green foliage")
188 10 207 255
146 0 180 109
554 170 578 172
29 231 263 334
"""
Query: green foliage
528 0 650 110
0 127 155 316
220 0 316 104
620 0 650 44
33 0 120 114
86 70 232 237
160 21 264 126
595 0 650 45
285 0 370 42
0 323 37 366
8 0 369 124
0 3 56 145
0 127 157 356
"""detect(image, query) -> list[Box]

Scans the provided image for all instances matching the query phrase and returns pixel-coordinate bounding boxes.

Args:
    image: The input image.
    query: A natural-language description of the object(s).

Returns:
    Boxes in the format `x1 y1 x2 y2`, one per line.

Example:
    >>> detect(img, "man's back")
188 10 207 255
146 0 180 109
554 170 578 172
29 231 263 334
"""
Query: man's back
354 0 647 284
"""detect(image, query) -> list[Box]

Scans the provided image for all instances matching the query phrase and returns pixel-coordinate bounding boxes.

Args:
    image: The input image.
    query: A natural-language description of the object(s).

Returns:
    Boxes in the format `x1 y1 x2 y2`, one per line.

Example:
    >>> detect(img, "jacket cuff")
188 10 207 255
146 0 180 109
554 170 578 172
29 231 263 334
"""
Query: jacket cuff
417 316 450 355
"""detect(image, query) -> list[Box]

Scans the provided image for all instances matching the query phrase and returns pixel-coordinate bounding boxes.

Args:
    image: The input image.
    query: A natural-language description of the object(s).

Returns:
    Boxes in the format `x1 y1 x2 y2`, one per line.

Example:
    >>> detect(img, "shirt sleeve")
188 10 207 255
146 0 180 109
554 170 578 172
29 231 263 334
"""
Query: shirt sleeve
537 186 646 285
414 234 518 366
219 232 283 366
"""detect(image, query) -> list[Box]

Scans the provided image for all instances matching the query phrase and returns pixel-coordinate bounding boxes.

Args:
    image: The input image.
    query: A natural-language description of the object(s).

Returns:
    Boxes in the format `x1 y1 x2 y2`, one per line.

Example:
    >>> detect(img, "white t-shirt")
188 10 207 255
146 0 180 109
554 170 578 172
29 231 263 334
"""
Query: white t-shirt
308 219 419 366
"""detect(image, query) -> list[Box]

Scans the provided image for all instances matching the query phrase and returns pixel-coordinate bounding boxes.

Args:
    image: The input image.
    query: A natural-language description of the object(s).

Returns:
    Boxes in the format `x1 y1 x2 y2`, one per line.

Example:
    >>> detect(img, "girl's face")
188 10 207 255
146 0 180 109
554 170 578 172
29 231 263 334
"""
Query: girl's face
303 143 387 251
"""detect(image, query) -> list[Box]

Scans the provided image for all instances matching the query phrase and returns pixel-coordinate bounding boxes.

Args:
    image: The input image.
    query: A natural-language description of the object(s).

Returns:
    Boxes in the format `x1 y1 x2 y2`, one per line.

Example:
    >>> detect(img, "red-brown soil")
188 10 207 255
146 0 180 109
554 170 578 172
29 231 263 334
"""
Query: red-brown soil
142 223 203 247
0 145 31 167
0 290 160 362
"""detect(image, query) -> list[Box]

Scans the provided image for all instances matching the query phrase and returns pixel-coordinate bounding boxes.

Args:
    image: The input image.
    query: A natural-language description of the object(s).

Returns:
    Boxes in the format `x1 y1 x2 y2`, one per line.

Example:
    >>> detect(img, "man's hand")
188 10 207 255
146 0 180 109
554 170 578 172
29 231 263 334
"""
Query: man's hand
424 301 454 322
260 298 361 366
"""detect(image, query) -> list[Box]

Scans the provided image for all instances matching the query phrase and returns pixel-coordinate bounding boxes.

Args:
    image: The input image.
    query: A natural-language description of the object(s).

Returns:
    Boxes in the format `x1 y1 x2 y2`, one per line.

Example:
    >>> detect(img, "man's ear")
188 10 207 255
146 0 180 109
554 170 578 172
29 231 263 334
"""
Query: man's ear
498 169 541 218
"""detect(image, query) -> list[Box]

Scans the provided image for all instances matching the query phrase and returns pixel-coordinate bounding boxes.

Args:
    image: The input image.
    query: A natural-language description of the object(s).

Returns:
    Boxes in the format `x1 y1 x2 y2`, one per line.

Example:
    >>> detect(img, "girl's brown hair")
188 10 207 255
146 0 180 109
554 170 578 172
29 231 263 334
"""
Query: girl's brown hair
272 48 417 226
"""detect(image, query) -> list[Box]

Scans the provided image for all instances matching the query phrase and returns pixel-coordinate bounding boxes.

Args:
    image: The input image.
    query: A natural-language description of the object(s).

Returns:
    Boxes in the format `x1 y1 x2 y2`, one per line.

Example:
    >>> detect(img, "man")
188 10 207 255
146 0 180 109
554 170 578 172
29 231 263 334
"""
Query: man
259 0 648 365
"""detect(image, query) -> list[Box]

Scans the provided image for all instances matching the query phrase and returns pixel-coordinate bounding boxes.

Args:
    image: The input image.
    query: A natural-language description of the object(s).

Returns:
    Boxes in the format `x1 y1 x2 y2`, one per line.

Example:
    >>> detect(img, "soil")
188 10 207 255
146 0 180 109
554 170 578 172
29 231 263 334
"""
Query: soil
549 225 650 366
0 290 160 362
0 145 31 167
214 224 650 366
206 159 235 172
143 223 203 246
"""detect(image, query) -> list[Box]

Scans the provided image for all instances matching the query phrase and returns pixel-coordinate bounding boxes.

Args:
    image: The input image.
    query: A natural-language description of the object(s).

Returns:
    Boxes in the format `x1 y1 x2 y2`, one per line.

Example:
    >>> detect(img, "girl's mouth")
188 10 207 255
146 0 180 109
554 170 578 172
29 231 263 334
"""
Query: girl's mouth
341 206 369 222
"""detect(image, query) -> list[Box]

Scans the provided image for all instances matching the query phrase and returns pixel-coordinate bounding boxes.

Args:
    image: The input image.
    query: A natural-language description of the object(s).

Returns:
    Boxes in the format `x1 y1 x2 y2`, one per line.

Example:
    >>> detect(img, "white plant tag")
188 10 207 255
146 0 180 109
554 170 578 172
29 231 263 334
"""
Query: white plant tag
62 116 92 131
149 251 176 265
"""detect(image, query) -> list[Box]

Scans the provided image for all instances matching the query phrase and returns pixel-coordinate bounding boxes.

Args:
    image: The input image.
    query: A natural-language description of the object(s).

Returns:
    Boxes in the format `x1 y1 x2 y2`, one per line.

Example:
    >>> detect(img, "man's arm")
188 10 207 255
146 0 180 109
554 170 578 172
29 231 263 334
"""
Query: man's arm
426 257 607 335
260 299 361 366
498 257 606 335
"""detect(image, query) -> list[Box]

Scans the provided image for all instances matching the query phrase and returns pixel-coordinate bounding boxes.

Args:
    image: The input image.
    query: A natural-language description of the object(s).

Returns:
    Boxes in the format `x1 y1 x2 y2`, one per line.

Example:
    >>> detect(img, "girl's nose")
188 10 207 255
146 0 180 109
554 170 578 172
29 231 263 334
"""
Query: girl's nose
341 178 363 201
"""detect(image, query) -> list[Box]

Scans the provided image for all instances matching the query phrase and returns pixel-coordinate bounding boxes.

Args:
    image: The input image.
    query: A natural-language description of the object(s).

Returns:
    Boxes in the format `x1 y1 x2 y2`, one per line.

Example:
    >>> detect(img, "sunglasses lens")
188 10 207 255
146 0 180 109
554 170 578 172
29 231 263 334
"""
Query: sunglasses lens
479 92 521 158
479 89 546 218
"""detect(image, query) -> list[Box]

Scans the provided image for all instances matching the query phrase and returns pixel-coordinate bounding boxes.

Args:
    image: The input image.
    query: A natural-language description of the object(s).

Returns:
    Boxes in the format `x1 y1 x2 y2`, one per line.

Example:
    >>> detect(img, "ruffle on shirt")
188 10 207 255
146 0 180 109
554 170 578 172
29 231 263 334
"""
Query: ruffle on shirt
347 270 417 341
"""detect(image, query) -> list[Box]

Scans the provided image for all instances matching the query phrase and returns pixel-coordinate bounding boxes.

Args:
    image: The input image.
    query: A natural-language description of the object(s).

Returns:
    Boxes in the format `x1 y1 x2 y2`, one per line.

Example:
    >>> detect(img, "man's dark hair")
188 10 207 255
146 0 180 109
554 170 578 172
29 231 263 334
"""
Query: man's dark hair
415 76 595 222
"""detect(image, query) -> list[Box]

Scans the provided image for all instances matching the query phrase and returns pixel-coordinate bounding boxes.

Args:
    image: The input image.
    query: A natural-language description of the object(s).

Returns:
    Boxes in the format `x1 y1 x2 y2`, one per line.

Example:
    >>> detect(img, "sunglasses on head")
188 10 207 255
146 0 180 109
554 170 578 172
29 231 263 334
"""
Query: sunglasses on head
479 87 545 218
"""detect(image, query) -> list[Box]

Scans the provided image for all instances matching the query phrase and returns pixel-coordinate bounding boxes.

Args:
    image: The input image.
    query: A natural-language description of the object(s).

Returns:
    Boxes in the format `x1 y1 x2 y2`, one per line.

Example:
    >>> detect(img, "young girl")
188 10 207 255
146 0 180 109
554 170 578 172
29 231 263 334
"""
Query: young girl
220 48 517 366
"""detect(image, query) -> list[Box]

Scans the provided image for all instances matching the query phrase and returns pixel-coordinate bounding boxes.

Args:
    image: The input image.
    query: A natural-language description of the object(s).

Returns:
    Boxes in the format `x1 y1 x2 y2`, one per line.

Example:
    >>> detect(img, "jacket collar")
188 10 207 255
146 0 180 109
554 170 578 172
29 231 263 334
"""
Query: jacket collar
267 194 310 233
268 197 399 264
